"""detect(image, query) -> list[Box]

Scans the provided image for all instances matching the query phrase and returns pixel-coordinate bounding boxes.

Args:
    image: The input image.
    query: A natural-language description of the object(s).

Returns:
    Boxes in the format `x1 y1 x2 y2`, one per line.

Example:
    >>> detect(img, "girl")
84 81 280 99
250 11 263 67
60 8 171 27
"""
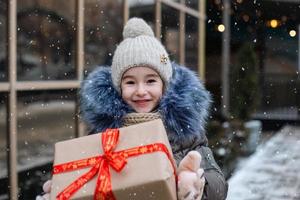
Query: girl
38 17 227 200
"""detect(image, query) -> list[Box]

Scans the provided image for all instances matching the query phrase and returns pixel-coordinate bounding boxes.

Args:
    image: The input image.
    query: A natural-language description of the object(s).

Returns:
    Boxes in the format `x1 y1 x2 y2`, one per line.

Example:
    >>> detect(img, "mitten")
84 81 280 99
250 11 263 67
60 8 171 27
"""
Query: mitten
177 151 205 200
36 180 51 200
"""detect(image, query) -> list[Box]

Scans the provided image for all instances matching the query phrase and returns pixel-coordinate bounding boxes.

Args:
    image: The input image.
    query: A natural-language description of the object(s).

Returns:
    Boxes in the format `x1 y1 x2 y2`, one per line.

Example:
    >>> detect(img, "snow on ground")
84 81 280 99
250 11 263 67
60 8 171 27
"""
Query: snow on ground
227 126 300 200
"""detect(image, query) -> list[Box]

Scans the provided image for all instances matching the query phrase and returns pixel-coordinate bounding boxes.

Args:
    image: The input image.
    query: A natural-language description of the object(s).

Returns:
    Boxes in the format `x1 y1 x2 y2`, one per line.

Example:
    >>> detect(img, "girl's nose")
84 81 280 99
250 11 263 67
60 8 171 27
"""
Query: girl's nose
136 84 147 96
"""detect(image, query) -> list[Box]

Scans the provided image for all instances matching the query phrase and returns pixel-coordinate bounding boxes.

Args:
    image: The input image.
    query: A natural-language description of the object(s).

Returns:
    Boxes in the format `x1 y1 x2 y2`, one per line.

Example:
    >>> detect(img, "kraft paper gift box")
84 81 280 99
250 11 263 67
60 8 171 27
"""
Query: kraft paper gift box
50 119 177 200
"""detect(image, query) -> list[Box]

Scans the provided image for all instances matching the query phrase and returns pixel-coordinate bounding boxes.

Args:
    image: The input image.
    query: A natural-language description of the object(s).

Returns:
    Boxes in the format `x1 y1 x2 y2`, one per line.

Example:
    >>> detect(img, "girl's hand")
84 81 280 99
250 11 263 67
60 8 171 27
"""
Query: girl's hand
36 180 52 200
177 151 205 200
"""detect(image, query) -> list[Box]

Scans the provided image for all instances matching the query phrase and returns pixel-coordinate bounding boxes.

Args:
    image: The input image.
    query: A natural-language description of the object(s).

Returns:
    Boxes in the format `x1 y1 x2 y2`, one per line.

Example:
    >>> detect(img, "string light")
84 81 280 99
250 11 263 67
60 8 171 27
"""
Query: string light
218 24 225 32
270 19 279 28
289 30 296 37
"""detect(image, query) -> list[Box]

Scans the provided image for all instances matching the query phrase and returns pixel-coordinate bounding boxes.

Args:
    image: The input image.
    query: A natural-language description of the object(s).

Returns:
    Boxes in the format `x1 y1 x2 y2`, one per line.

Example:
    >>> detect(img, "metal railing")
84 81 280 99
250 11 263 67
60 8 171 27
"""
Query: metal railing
3 0 205 198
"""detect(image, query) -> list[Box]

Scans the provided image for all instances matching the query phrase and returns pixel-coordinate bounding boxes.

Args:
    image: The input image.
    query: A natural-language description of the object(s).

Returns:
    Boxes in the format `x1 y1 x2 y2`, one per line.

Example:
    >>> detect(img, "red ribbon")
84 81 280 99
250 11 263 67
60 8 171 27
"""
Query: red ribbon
53 129 176 200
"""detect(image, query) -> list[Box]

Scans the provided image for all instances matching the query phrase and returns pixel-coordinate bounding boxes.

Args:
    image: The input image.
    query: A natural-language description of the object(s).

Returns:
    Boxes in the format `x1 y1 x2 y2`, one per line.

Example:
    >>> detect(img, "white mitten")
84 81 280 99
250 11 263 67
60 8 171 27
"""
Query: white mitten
36 180 51 200
177 151 205 200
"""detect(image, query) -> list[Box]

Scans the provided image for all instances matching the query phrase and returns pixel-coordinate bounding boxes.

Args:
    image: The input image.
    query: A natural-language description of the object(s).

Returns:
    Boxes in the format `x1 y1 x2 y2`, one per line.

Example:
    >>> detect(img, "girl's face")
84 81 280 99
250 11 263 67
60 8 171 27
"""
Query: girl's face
121 66 163 113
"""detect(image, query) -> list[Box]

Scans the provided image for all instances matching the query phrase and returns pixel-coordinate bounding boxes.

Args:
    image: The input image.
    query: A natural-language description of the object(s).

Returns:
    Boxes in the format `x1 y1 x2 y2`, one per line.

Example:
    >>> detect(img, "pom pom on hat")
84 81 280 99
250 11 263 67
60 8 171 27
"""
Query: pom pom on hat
111 17 172 93
123 17 154 39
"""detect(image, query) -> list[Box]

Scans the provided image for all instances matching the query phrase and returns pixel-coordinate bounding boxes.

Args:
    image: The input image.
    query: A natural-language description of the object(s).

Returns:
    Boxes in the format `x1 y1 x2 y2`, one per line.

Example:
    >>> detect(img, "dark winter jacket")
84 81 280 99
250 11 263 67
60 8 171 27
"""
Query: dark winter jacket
80 63 228 200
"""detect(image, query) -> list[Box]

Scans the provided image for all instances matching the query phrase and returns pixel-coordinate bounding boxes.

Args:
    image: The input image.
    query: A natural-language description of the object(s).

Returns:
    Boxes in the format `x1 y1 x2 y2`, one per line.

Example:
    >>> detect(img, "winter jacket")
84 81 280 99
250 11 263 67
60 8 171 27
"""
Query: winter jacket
80 63 228 200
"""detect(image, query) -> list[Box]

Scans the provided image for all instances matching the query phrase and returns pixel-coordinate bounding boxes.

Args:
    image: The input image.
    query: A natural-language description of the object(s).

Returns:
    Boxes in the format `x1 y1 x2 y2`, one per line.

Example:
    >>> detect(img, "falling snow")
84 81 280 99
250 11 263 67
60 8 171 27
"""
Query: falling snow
0 0 299 199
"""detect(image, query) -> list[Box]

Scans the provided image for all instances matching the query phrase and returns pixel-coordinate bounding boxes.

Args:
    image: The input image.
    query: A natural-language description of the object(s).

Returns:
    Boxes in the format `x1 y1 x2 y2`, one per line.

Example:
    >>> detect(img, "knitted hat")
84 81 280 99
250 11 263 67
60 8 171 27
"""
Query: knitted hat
111 17 172 92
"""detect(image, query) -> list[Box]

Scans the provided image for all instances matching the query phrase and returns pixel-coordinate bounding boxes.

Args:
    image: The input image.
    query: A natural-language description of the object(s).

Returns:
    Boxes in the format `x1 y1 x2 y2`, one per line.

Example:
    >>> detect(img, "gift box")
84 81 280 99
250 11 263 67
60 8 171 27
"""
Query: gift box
50 119 177 200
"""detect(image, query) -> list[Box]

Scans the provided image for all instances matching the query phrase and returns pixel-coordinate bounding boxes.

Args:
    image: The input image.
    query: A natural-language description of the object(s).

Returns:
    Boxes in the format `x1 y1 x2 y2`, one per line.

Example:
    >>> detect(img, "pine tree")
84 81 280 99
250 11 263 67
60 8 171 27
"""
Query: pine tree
230 43 259 121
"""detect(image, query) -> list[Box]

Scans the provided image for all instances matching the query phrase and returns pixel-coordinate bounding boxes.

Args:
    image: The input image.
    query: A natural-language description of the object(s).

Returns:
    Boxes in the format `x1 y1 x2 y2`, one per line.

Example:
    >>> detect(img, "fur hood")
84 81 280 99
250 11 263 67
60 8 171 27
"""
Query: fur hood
80 63 212 144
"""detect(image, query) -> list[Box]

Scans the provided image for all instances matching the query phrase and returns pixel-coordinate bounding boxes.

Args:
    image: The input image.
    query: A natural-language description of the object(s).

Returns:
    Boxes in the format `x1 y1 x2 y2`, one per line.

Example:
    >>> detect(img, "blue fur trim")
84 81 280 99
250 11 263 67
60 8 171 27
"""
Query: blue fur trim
160 63 211 140
80 66 132 133
80 63 212 140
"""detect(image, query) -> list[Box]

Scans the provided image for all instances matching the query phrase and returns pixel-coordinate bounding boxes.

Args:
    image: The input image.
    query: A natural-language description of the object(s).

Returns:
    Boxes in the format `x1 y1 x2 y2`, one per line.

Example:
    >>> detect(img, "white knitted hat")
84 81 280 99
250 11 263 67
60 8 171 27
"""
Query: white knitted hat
111 17 172 92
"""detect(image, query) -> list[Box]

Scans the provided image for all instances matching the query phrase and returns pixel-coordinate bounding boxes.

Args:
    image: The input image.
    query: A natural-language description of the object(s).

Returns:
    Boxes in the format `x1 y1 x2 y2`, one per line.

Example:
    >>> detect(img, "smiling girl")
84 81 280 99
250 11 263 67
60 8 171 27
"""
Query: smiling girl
37 18 227 200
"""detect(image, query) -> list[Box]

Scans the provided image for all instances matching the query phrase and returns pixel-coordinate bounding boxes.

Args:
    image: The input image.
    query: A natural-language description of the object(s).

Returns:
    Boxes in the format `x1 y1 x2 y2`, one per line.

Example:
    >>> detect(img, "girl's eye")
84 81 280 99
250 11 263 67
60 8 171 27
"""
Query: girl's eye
147 79 157 83
125 80 135 85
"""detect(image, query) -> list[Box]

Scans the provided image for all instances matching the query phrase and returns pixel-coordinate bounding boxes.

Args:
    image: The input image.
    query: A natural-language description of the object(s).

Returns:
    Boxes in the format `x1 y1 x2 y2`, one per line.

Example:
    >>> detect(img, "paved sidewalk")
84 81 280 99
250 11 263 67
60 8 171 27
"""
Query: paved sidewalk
227 126 300 200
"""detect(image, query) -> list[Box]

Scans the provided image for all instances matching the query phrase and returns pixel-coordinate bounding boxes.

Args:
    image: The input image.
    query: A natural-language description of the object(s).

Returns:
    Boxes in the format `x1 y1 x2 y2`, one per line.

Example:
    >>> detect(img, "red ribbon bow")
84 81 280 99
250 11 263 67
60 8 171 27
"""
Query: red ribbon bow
52 129 176 200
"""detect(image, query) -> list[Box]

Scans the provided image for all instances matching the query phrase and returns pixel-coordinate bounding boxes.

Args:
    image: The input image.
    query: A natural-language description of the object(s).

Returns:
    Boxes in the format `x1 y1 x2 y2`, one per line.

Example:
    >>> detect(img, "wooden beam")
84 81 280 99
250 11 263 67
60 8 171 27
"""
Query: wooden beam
0 83 9 92
75 0 85 138
15 81 80 91
123 0 129 26
155 0 162 40
7 0 18 199
198 0 206 81
179 0 185 65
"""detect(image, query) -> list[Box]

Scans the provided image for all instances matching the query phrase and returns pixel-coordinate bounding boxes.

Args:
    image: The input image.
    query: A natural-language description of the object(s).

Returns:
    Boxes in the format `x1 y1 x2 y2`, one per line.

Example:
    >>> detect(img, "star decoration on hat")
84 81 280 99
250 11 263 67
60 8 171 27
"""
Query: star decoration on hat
160 54 168 64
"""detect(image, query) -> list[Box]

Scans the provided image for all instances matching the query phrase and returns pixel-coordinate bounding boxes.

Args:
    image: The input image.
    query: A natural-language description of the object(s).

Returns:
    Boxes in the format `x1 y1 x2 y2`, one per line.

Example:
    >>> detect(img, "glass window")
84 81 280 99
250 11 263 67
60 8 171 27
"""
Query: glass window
84 0 123 74
17 90 76 199
129 4 155 29
0 0 7 82
185 0 198 11
162 5 180 63
17 0 76 81
259 1 299 117
205 0 225 108
0 93 7 197
206 0 300 119
185 14 199 72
